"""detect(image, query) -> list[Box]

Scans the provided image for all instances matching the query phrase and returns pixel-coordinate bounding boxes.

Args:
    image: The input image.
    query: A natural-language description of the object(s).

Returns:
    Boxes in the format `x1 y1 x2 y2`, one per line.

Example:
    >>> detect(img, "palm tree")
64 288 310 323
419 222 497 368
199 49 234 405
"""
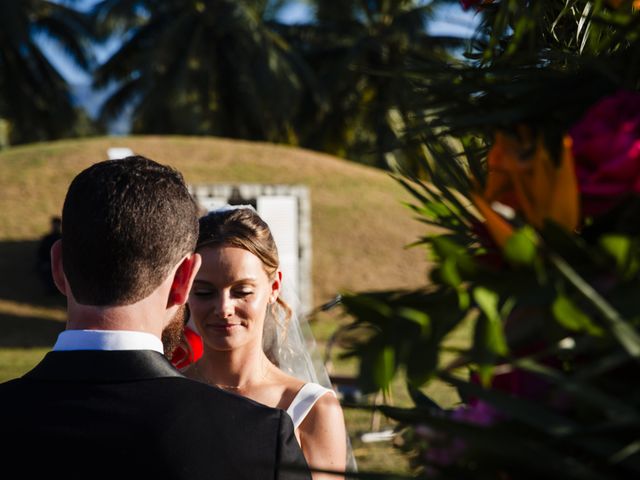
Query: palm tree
93 0 309 142
277 0 466 169
394 0 640 173
0 0 91 145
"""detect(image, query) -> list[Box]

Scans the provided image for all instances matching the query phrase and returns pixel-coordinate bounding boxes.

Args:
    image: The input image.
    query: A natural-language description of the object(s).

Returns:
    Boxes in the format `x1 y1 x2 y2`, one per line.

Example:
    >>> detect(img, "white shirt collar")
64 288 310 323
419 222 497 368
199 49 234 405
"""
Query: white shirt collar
52 330 164 354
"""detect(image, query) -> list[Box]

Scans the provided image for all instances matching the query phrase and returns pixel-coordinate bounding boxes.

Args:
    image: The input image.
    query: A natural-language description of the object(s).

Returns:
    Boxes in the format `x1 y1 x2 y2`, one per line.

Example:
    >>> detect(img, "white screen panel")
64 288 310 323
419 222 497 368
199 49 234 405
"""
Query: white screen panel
257 196 299 293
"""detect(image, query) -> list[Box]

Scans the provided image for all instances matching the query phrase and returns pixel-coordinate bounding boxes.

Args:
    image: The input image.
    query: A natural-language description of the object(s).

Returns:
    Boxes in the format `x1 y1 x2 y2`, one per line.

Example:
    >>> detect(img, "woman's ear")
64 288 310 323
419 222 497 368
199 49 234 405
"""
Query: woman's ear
50 239 67 296
168 252 202 307
269 270 282 304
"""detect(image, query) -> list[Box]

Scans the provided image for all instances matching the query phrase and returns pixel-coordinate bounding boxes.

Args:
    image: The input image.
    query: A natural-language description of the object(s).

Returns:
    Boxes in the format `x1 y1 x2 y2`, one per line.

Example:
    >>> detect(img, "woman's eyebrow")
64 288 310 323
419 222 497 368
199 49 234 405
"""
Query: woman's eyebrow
193 277 258 285
231 277 258 285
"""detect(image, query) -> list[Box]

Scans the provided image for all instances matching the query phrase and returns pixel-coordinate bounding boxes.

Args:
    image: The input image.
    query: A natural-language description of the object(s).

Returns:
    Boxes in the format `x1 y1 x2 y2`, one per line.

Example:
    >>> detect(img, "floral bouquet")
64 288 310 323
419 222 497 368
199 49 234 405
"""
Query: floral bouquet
337 86 640 478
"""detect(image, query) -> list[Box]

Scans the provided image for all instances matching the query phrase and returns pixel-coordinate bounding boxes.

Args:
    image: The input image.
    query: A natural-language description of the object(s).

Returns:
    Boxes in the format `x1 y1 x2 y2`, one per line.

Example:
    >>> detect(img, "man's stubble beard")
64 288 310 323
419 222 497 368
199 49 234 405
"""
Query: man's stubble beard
162 304 186 361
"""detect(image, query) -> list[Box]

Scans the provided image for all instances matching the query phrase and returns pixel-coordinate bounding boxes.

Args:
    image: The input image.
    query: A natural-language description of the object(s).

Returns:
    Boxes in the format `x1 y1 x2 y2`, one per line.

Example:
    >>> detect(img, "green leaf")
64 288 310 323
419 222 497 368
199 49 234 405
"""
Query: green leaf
551 294 604 336
373 345 396 393
598 234 640 279
343 293 393 320
550 253 640 358
457 289 471 311
397 307 431 337
476 362 495 388
441 257 463 288
430 235 462 259
473 286 508 357
430 235 476 288
504 226 538 266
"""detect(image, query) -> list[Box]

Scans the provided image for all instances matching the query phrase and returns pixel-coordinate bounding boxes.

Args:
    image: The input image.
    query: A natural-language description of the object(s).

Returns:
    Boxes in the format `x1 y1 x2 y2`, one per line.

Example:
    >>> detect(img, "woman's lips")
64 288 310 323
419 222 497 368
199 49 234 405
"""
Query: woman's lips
207 323 241 334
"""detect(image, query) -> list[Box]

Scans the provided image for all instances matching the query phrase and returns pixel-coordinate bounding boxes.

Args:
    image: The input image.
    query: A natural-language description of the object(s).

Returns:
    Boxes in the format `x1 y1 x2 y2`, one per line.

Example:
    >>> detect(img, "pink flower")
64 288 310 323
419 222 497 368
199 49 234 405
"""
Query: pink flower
450 400 501 426
419 401 501 468
570 90 640 217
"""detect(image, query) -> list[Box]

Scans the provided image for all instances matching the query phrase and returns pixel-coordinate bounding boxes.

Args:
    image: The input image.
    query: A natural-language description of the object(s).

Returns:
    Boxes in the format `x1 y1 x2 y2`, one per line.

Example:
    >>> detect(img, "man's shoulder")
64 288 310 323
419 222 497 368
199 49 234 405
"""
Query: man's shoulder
0 377 22 393
0 376 30 393
158 376 284 424
156 378 291 452
169 376 284 417
0 377 37 413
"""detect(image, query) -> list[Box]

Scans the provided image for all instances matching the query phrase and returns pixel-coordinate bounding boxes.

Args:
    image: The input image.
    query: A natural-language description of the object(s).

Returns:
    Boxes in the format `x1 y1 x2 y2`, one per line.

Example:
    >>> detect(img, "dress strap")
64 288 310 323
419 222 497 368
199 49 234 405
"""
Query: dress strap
286 383 336 430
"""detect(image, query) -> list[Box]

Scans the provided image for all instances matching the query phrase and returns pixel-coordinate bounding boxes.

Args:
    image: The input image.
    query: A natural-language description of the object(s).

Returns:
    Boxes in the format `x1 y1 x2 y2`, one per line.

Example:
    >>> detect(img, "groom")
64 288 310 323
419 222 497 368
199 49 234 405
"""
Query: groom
0 156 310 480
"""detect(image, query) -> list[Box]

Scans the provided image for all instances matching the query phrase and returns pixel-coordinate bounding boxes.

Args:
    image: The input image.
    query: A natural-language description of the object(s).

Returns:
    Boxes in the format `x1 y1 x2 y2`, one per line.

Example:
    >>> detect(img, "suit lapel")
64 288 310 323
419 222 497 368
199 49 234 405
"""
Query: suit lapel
24 350 184 382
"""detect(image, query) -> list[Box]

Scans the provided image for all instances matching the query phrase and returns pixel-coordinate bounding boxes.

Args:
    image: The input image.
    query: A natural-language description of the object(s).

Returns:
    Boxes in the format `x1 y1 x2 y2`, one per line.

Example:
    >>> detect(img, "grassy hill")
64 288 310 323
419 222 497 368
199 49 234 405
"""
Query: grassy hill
0 135 431 302
0 135 445 474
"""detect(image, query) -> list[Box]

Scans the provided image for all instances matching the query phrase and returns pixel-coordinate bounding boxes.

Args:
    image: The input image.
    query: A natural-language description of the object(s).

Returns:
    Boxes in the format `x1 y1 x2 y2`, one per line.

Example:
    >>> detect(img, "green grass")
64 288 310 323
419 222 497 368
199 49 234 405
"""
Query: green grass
0 348 50 382
0 136 462 475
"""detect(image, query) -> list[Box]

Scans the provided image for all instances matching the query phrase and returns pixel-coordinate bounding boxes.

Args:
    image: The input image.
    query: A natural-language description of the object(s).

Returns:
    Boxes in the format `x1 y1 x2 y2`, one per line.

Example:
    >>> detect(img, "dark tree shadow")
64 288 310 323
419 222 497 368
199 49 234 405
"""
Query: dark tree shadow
0 313 64 347
0 240 66 347
0 240 66 308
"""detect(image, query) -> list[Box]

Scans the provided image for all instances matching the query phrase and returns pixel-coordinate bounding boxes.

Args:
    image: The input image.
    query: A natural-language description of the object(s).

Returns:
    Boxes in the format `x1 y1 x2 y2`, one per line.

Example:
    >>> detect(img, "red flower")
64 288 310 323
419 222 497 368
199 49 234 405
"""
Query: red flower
570 90 640 217
170 325 203 370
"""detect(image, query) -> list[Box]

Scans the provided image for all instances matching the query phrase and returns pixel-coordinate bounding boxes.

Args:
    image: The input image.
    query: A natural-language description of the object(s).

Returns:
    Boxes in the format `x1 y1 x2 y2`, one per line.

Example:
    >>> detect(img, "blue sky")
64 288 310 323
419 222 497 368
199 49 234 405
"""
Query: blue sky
278 1 480 36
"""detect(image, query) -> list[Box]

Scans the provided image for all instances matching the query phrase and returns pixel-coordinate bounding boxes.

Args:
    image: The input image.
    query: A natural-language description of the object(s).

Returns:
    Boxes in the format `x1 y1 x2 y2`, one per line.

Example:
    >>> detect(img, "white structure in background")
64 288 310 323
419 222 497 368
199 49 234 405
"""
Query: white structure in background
107 147 134 160
189 183 312 316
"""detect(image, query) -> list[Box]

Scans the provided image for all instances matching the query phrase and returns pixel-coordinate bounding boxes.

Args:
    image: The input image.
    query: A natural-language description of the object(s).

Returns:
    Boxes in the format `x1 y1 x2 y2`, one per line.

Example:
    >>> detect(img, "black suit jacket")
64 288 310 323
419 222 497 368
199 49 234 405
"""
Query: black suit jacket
0 350 311 480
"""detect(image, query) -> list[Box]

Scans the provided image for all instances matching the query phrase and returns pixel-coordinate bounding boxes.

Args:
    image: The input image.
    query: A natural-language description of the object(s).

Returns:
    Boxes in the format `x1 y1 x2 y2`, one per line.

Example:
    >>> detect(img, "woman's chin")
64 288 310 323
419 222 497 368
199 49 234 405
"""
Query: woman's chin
205 336 250 352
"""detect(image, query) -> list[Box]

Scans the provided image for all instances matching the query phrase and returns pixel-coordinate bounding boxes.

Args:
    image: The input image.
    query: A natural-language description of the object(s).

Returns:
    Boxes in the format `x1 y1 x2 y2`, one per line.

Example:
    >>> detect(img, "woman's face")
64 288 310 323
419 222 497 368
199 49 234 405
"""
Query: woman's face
188 245 280 352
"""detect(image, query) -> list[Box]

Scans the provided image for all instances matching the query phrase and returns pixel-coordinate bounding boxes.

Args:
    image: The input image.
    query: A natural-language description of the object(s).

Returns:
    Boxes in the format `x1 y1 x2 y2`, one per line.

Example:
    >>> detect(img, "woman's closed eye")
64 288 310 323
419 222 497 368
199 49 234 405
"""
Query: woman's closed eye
233 288 254 298
192 288 215 297
191 286 254 298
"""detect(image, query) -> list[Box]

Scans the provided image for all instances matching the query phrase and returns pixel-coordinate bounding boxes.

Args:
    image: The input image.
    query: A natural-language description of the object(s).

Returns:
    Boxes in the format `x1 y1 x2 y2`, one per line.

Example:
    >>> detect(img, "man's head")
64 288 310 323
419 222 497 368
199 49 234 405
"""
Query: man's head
60 156 199 306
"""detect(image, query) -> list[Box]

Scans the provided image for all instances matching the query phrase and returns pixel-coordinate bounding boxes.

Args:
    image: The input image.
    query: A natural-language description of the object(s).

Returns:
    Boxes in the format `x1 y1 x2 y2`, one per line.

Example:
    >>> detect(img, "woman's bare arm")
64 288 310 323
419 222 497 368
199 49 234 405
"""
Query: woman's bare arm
298 393 348 480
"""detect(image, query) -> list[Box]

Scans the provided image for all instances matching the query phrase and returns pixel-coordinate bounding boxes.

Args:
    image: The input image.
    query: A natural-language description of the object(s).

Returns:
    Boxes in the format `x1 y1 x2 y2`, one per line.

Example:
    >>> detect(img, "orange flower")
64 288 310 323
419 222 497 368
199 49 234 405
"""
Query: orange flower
607 0 640 9
470 193 515 249
473 127 579 247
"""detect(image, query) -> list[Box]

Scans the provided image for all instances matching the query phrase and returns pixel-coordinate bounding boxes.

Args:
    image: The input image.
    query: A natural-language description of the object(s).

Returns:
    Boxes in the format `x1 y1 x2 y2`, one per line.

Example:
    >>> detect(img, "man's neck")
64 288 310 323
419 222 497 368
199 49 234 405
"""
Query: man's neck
65 299 164 340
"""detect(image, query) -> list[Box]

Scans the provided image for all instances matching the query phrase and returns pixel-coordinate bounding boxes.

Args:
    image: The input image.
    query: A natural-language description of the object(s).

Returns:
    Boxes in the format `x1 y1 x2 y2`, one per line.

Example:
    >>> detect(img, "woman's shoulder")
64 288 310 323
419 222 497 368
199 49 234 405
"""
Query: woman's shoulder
295 384 346 457
269 366 305 392
292 382 335 403
261 366 304 410
286 381 340 429
298 384 341 420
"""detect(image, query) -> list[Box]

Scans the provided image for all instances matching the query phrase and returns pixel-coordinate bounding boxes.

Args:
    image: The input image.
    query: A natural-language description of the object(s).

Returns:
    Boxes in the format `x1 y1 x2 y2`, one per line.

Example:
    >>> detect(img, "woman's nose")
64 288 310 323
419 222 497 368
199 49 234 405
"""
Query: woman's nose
214 293 233 318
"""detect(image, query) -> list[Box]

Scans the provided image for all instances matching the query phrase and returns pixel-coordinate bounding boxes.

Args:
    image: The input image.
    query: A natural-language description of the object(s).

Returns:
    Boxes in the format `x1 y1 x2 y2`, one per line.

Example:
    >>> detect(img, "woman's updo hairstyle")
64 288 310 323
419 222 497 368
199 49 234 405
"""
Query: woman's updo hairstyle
196 207 292 364
197 207 278 277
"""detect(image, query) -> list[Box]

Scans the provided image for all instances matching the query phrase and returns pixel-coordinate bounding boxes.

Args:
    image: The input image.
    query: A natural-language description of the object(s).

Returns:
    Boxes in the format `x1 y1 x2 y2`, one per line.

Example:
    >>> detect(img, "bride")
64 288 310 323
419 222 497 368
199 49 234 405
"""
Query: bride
181 206 350 479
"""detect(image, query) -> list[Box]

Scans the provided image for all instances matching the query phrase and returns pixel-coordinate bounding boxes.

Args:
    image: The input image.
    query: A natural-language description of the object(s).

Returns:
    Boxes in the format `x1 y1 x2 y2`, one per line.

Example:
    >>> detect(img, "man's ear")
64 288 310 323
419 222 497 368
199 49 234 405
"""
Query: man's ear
168 253 202 308
50 239 67 296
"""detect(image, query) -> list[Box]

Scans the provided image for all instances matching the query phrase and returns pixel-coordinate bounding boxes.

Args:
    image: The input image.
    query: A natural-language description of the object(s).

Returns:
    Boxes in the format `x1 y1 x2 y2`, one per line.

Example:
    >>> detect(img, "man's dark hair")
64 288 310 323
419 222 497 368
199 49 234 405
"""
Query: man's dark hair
61 156 199 306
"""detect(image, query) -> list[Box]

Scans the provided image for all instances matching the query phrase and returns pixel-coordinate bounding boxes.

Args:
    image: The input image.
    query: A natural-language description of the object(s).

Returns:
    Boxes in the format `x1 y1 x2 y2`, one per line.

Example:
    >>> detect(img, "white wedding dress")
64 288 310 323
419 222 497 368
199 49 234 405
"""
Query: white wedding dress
286 383 336 429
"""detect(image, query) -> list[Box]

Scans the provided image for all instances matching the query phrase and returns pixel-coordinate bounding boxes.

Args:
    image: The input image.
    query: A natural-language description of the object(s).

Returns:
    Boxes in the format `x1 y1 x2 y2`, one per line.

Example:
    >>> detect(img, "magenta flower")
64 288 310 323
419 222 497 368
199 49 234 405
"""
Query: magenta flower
570 90 640 217
450 400 501 426
418 401 502 468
